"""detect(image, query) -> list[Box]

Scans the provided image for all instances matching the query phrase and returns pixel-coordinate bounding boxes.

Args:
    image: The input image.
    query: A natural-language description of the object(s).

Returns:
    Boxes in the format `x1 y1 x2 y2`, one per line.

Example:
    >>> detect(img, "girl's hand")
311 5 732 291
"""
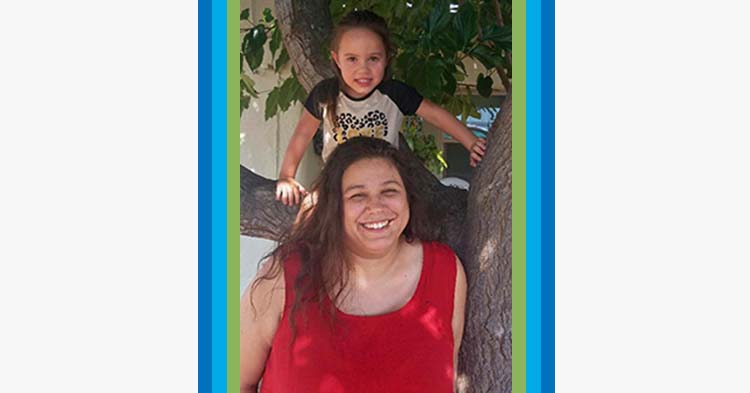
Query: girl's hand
468 138 487 167
275 178 307 206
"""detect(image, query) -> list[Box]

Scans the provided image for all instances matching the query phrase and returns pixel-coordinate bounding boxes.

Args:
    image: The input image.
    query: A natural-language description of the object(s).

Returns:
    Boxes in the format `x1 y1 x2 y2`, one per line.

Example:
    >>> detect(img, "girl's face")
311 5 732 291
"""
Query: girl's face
341 158 409 257
332 28 387 99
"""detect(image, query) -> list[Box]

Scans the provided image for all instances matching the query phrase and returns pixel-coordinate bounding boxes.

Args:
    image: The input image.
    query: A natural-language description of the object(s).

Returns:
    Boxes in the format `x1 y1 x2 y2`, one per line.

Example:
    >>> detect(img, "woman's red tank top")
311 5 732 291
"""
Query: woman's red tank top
259 241 458 393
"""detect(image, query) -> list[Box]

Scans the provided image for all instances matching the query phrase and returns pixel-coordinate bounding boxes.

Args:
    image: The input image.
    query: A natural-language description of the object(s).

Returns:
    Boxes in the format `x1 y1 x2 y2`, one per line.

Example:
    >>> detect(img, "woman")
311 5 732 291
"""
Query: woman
241 137 467 393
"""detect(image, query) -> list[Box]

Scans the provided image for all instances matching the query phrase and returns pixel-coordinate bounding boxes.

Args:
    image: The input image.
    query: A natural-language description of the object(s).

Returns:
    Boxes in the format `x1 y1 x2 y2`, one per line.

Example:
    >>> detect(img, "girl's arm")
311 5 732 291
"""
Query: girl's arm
416 99 486 167
239 262 286 393
276 108 321 205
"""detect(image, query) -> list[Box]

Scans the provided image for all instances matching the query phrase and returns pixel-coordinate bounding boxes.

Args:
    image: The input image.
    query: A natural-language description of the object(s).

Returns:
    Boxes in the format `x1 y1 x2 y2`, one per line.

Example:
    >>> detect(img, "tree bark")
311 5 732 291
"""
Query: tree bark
457 95 512 393
240 165 298 240
274 0 334 91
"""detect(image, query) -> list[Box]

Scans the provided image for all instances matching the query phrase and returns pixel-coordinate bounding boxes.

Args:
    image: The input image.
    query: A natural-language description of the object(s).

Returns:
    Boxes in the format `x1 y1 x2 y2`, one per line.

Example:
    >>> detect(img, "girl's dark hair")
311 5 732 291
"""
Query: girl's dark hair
252 137 437 339
320 10 394 128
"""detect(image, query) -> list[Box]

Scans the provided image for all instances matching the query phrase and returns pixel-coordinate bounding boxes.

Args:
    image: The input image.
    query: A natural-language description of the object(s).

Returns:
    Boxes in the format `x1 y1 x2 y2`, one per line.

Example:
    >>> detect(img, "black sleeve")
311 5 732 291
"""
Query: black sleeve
379 79 424 115
305 78 337 120
303 80 324 119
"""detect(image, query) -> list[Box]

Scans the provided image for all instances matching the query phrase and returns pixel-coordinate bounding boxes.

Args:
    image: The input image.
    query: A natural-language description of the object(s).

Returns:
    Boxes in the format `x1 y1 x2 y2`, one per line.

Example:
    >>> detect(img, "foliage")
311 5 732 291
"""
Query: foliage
402 116 448 175
240 8 305 118
331 0 510 113
240 1 511 169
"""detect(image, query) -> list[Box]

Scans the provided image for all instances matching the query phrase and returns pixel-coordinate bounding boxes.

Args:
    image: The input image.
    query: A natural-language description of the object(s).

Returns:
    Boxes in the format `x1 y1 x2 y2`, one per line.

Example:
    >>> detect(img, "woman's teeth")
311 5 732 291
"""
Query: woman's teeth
362 220 390 230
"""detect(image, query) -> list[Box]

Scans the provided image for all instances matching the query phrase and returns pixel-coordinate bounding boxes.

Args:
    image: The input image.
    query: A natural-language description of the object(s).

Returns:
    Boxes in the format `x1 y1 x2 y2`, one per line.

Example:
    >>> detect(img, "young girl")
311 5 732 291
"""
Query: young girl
276 9 487 206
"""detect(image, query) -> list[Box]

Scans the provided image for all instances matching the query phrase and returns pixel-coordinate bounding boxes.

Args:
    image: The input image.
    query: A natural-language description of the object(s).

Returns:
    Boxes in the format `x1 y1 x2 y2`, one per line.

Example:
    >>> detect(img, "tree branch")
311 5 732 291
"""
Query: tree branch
240 135 473 262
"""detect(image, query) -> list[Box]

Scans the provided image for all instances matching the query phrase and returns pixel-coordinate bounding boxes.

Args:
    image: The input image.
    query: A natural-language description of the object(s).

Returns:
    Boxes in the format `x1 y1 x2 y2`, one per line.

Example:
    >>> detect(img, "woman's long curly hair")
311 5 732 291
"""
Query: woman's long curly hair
251 137 438 338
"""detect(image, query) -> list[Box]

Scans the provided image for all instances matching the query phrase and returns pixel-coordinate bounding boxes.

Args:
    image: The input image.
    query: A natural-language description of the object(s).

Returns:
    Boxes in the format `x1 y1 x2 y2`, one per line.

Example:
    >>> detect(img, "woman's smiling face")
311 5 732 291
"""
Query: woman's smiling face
341 157 409 257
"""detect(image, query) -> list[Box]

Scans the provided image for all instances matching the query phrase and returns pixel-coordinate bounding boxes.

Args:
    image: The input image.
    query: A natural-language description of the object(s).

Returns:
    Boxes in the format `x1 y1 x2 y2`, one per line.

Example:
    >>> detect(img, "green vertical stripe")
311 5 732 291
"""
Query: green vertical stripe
227 0 240 391
512 0 527 392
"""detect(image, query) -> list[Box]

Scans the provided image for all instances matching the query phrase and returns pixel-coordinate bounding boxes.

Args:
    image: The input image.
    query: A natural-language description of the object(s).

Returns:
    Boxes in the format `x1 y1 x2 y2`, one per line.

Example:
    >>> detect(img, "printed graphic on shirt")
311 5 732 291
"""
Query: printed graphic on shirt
332 110 389 143
304 78 423 161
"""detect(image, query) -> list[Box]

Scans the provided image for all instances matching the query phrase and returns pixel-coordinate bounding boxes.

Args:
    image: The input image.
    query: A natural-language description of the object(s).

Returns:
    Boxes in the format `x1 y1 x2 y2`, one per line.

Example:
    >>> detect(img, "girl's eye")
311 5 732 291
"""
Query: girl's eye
346 57 357 62
368 56 380 62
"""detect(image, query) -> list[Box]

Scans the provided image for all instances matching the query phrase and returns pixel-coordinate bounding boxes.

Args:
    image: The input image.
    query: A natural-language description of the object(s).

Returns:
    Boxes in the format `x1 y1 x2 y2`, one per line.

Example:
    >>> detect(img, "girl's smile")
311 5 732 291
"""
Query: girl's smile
332 28 387 98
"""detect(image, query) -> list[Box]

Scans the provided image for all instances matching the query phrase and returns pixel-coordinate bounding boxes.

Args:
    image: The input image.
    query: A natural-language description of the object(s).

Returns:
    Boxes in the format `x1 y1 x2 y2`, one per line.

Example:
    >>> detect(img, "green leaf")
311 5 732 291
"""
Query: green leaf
436 152 448 168
444 95 463 116
241 34 256 70
241 96 251 113
456 60 468 76
240 8 250 21
434 30 461 56
443 69 457 96
457 95 478 125
250 25 267 48
274 47 289 72
470 44 503 70
394 51 413 81
291 76 307 102
329 0 348 21
265 88 280 120
404 57 428 98
278 77 296 111
269 27 281 58
422 61 444 99
242 25 267 71
247 48 264 71
476 73 494 97
241 74 258 98
454 3 478 48
481 25 512 51
263 8 274 23
426 2 451 34
371 1 393 18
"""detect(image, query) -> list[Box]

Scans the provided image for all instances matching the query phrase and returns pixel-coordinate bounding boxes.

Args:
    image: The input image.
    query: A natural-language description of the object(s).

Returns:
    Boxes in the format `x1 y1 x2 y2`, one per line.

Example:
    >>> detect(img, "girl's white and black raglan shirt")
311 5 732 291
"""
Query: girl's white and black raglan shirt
303 78 423 162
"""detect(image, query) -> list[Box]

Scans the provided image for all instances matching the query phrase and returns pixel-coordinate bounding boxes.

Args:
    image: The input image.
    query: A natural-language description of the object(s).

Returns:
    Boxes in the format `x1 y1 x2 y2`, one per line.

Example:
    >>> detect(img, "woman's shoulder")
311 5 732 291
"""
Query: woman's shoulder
421 240 457 258
241 257 287 328
241 251 302 308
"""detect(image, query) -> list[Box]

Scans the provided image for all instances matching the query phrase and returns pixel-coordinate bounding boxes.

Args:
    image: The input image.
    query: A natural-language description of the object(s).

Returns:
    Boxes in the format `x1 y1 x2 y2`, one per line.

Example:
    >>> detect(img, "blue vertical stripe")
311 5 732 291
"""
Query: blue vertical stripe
541 0 556 391
527 0 542 391
211 0 227 391
198 0 211 390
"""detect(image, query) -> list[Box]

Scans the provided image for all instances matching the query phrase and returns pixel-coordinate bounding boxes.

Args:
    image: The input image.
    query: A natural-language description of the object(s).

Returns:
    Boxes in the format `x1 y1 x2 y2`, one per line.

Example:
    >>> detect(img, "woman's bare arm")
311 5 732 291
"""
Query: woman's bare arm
239 262 286 392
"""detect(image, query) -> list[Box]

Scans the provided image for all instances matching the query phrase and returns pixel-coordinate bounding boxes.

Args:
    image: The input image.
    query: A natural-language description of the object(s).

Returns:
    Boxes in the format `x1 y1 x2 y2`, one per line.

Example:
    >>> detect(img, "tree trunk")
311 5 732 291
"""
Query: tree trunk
242 2 513 391
273 0 334 91
458 95 512 393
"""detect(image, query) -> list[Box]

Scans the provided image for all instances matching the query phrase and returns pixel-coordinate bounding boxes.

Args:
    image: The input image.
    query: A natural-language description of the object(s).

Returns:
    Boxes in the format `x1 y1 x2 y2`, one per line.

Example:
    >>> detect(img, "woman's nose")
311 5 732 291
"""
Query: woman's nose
363 196 385 209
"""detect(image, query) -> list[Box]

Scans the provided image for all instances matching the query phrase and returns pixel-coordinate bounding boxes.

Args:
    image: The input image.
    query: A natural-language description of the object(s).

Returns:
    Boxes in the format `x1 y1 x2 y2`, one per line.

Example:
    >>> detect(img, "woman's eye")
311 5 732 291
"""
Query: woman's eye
382 189 398 196
349 194 365 200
